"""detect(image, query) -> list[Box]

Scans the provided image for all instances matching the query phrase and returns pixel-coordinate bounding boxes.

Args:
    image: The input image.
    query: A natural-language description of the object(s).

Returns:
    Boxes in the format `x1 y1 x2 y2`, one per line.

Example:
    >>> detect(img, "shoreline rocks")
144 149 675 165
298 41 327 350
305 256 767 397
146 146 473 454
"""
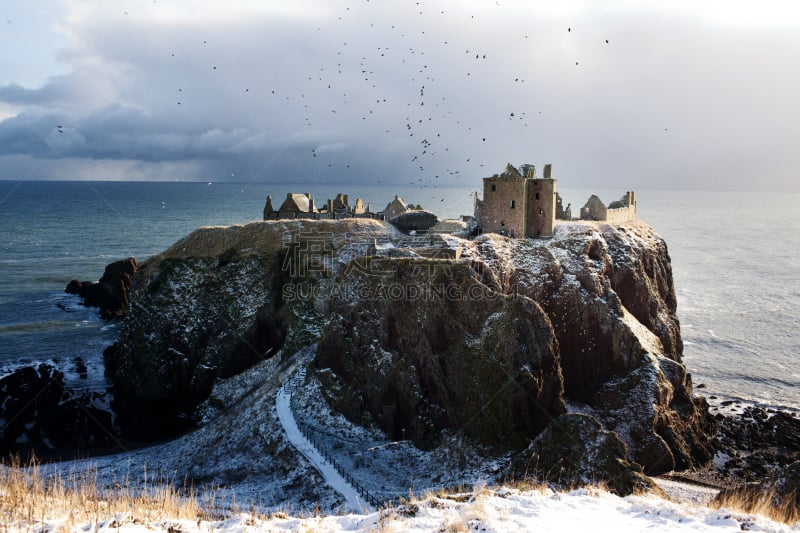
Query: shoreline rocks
0 364 118 459
66 257 137 319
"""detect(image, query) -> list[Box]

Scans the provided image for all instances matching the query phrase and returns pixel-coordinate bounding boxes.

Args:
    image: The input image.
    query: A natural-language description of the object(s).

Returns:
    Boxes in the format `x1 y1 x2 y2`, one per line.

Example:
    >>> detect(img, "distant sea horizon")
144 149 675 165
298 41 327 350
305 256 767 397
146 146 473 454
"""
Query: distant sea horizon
1 180 798 413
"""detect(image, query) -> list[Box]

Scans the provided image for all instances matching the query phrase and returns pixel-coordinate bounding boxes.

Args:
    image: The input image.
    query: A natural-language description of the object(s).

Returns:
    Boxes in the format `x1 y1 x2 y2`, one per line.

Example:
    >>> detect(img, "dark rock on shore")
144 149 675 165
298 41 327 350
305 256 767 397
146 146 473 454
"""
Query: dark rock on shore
713 406 800 483
66 257 137 319
507 414 664 497
0 364 118 458
0 364 63 454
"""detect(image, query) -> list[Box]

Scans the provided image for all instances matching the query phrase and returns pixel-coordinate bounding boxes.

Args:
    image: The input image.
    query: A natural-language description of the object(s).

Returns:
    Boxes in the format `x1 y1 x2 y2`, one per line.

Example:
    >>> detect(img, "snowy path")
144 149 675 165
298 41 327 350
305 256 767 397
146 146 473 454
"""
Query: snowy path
276 370 373 514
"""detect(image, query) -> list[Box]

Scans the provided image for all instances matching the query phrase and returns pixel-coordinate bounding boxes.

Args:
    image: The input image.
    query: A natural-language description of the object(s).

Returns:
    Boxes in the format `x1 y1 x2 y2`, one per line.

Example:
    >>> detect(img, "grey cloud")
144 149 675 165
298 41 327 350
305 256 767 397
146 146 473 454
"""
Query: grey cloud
1 3 799 191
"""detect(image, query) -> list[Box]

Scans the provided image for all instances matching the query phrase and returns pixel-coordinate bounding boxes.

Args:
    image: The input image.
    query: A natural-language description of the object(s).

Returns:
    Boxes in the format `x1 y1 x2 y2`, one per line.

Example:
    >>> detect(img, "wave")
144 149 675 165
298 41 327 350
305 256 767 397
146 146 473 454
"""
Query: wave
0 320 74 335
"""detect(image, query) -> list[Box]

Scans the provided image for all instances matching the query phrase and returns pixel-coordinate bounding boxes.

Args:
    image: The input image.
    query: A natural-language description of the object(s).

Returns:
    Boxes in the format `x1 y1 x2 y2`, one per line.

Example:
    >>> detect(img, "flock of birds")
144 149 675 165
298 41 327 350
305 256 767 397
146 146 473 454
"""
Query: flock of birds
24 1 636 203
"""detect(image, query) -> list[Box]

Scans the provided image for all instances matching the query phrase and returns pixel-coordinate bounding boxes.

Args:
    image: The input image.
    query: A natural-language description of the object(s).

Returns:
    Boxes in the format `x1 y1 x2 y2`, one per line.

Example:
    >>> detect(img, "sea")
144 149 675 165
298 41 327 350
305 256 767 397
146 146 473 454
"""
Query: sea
0 180 798 413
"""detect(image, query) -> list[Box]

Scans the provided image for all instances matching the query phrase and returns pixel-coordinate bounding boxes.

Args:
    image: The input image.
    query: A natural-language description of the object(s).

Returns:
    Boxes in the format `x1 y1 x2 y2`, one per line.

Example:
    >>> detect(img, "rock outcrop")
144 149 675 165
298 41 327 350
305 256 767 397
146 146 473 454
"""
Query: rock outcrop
389 210 438 233
465 222 715 473
103 218 714 477
507 414 664 496
66 257 137 319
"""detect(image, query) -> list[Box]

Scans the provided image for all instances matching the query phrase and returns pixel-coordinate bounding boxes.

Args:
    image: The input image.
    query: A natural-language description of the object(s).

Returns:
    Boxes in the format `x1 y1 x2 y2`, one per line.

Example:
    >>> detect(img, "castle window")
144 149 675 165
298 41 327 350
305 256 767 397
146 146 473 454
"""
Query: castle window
535 193 540 200
539 208 543 214
491 184 497 192
510 200 516 209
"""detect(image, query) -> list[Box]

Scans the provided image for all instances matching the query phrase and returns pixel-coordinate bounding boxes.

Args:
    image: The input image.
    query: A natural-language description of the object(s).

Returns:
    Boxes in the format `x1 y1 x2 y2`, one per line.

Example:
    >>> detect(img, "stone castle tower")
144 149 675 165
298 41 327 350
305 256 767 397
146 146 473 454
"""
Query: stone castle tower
480 163 557 238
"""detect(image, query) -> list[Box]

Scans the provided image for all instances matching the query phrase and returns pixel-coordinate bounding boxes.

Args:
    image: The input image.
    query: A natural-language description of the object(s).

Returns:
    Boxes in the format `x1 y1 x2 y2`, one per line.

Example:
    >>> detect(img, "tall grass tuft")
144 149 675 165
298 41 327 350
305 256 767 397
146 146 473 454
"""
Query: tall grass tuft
0 455 222 531
712 484 799 525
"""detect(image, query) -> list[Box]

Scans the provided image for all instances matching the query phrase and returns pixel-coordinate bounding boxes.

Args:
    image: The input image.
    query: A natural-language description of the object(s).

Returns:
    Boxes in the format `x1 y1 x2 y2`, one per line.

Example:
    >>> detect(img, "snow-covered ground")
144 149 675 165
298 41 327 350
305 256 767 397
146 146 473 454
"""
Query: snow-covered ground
8 344 797 532
24 486 799 532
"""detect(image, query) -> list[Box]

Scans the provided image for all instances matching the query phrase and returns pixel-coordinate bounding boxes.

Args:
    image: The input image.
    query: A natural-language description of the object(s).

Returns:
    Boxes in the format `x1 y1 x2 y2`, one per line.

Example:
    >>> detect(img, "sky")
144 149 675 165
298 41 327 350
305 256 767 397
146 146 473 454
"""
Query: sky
1 0 799 191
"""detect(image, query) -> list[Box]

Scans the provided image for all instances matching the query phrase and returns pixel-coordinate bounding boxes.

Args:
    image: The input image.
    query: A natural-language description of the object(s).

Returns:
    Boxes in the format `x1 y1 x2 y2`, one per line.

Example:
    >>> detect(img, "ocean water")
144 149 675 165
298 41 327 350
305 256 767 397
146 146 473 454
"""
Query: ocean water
0 181 798 411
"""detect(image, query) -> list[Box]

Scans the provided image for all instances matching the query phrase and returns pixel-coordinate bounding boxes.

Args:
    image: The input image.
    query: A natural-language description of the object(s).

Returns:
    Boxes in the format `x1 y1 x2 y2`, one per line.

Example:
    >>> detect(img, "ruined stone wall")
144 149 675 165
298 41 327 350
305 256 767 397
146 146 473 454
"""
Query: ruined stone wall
482 176 527 238
580 195 608 221
604 206 637 224
581 193 636 223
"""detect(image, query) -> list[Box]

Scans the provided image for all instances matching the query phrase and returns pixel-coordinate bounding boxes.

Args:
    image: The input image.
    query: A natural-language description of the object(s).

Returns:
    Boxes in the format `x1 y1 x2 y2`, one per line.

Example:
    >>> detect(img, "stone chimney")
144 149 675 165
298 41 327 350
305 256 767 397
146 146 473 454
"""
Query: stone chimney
309 197 315 213
543 163 552 179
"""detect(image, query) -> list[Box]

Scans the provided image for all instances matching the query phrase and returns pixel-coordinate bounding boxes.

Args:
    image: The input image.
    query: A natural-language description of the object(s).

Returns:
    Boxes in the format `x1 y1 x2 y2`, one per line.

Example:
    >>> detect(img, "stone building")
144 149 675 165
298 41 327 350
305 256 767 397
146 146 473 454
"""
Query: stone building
383 195 409 221
580 192 636 223
476 163 558 238
263 193 317 219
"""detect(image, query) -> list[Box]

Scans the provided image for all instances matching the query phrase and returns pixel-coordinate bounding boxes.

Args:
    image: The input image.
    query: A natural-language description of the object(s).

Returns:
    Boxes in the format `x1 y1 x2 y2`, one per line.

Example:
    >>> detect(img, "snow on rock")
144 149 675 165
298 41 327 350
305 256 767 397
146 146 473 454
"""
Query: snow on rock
508 413 664 497
316 255 565 450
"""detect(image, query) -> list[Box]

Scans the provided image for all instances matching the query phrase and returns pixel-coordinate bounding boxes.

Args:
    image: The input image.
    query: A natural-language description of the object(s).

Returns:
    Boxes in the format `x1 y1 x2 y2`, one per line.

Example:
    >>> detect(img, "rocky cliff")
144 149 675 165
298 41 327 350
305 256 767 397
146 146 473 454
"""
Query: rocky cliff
104 219 396 436
104 218 714 474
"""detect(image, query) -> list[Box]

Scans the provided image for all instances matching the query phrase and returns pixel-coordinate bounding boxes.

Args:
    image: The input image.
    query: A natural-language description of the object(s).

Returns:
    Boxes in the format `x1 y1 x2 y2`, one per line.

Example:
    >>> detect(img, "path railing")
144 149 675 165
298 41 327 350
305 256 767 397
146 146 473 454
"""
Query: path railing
282 368 385 509
284 367 395 509
283 366 463 509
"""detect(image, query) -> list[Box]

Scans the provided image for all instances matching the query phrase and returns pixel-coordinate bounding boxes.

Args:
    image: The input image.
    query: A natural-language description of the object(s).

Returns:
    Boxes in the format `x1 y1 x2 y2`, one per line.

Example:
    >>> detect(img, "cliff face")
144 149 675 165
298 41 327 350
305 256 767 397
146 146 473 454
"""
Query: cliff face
316 257 565 450
104 219 395 436
105 218 714 473
461 222 713 471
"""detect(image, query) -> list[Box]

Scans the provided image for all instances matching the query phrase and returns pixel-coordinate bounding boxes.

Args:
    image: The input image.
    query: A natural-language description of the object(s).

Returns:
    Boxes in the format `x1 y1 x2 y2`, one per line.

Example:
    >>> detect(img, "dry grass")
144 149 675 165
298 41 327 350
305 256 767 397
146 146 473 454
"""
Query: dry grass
0 455 235 531
711 485 799 525
157 218 393 260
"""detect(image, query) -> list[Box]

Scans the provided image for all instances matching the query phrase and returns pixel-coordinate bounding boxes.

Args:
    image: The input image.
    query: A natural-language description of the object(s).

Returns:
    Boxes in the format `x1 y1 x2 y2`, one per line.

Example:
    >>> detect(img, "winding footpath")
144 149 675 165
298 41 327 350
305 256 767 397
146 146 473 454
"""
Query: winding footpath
276 369 373 514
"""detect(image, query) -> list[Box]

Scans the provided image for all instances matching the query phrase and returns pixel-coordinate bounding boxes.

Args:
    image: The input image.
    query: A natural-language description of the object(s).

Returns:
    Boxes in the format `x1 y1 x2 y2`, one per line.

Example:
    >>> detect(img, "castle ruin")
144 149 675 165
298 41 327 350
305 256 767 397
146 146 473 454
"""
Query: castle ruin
474 163 636 238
